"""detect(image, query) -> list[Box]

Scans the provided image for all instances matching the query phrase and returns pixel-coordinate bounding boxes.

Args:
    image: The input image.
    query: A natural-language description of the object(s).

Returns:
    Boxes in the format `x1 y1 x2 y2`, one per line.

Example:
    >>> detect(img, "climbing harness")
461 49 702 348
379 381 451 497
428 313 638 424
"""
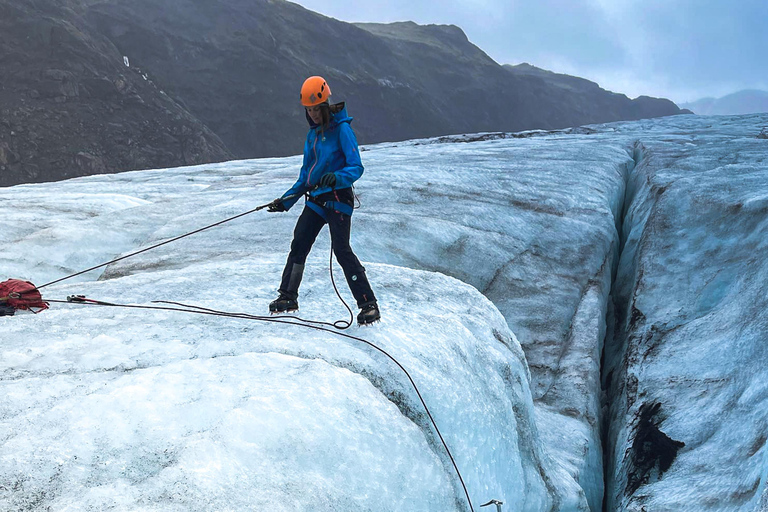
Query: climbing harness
2 190 509 512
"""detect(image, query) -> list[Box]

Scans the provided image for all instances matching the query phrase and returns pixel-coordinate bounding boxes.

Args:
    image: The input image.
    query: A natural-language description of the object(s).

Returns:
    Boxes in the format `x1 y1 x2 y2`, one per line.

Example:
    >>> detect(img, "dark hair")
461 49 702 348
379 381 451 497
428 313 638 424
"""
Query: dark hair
319 102 331 127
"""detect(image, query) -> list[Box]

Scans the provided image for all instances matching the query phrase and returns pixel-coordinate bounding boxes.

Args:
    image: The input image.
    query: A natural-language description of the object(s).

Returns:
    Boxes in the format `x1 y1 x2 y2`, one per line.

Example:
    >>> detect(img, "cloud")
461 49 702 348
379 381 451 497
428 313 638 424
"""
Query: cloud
558 0 768 100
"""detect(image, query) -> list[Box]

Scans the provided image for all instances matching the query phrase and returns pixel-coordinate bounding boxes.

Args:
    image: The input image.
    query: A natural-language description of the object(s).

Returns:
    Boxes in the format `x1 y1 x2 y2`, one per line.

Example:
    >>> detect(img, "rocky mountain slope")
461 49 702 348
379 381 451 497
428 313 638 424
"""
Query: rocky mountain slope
1 0 687 187
0 0 232 187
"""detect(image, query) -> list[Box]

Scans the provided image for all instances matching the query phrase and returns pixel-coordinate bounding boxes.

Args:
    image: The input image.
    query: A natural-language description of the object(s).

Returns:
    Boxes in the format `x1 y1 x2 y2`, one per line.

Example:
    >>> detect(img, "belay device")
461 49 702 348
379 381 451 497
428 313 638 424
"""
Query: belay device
0 279 49 316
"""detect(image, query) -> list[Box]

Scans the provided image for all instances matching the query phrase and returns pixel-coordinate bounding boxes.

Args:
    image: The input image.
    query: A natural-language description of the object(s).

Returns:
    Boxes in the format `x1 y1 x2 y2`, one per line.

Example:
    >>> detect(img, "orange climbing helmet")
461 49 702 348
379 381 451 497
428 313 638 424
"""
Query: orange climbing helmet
300 76 331 106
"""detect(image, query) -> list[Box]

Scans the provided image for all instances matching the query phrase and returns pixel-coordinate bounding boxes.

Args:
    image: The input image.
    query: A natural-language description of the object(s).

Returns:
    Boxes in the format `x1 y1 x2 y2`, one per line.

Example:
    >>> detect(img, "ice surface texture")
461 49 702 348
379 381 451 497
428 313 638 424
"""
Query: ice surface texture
603 115 768 511
2 113 768 511
0 159 567 510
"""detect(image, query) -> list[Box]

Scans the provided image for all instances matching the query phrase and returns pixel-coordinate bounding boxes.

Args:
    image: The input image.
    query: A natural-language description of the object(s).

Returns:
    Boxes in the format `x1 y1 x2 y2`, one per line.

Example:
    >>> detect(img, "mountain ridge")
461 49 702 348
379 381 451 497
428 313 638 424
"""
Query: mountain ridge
0 0 688 187
680 89 768 115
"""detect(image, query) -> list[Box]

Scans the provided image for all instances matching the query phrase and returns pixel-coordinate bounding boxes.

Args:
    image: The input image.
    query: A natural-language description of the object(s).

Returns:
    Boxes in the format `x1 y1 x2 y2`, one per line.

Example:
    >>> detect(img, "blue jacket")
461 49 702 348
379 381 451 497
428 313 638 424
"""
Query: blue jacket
281 103 363 216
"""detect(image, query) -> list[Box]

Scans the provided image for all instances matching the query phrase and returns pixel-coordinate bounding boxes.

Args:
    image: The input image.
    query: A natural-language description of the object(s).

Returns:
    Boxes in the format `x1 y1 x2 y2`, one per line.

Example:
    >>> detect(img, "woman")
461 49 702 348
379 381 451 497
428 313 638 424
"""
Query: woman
268 76 380 325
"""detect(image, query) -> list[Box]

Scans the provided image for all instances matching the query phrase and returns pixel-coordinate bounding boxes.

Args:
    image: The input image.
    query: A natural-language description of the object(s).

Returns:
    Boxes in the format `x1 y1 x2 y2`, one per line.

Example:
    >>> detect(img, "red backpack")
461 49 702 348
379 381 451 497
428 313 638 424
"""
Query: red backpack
0 279 49 315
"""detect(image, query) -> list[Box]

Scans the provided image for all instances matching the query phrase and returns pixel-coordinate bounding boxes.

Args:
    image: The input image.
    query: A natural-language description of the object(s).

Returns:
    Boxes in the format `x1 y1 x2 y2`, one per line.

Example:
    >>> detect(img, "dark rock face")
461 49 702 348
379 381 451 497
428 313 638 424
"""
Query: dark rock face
0 0 688 187
0 0 232 187
626 402 685 496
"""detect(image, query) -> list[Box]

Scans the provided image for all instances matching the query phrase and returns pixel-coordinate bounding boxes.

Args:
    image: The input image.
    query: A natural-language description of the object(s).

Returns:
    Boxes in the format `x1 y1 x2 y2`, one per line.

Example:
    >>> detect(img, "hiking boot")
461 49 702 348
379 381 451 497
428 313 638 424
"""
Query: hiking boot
357 303 380 325
269 294 298 314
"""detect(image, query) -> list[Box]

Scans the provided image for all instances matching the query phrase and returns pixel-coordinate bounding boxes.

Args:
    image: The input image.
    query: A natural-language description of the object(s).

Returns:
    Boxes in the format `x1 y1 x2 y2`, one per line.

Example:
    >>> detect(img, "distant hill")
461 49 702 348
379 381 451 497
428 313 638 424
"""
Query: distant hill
504 63 689 124
680 90 768 115
0 0 689 187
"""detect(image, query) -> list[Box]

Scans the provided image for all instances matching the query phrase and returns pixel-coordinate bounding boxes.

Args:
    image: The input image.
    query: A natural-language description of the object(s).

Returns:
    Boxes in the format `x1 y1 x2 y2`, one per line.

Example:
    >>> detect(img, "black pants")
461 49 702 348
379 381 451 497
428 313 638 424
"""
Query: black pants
279 206 376 308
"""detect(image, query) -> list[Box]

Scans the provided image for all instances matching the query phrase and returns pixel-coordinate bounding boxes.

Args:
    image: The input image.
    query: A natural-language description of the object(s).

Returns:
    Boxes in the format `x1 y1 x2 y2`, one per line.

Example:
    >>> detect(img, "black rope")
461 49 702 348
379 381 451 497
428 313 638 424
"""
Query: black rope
326 240 354 329
50 297 475 511
28 190 474 510
35 192 304 290
154 242 355 331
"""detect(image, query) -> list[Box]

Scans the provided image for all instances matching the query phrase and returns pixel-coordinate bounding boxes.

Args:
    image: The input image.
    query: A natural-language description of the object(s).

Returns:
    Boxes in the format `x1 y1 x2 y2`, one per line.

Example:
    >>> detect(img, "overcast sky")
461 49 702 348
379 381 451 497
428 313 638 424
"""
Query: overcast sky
291 0 767 104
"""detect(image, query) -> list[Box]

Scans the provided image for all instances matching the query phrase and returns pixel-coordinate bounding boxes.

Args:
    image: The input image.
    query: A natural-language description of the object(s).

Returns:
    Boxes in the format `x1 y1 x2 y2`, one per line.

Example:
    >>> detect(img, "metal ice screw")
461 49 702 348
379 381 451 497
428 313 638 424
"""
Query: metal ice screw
481 499 503 512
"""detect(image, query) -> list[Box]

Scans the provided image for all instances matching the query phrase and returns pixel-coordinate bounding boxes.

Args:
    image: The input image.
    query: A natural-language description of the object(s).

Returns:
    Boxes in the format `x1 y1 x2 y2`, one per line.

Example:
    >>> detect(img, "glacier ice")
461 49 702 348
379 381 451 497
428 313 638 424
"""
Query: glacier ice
2 112 768 511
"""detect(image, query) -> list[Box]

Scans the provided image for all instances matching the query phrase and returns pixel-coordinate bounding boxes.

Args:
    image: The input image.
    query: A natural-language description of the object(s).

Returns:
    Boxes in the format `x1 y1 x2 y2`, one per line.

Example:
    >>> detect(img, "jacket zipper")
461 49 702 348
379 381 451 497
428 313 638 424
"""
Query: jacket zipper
306 132 319 187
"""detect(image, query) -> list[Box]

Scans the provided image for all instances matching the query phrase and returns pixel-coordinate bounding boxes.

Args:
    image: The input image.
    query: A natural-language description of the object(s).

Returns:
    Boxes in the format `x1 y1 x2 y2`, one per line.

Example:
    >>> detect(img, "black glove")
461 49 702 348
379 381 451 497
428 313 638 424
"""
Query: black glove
267 199 287 212
318 173 337 189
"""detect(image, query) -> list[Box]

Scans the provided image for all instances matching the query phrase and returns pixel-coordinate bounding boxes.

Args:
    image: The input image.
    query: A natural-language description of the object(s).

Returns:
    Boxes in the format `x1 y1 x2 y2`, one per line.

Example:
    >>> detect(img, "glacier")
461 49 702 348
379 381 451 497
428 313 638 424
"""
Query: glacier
1 113 767 511
603 116 768 511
